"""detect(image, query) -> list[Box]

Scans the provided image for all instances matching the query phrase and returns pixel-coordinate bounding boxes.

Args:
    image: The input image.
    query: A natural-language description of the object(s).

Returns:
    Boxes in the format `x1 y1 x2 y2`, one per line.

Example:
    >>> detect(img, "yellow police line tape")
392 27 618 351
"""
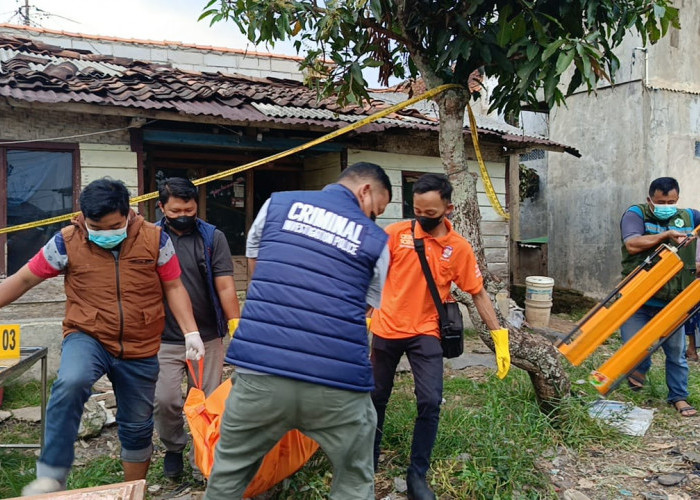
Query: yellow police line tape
1 82 508 235
466 101 510 220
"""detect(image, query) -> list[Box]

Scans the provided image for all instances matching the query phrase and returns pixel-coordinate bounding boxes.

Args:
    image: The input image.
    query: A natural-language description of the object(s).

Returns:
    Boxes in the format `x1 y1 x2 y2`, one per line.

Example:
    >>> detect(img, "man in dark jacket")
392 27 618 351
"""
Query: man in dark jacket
205 162 392 500
154 177 240 479
0 178 198 495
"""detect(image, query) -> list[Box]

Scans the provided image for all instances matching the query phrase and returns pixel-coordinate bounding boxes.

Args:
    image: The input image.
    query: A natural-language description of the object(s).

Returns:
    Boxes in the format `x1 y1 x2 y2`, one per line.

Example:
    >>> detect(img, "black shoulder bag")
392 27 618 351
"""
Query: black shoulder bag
411 221 464 358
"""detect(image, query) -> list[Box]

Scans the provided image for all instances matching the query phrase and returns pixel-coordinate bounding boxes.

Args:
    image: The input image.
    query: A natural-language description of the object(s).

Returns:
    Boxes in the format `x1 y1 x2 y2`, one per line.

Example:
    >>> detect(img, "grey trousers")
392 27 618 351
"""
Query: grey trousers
204 374 377 500
154 338 224 453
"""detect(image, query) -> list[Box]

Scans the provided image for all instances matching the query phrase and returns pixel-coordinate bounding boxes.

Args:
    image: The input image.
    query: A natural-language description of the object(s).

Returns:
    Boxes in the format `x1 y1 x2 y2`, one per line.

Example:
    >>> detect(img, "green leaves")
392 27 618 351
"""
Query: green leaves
199 0 682 114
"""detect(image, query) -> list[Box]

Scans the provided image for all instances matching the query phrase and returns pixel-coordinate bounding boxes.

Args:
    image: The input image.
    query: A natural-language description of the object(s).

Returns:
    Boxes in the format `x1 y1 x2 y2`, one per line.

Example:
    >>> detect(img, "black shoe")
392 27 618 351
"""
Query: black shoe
406 470 436 500
163 451 184 479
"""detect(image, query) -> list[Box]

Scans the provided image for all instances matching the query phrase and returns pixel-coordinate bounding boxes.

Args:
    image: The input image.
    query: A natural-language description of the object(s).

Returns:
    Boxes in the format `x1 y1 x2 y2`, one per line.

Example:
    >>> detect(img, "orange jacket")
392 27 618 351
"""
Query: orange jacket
61 211 166 359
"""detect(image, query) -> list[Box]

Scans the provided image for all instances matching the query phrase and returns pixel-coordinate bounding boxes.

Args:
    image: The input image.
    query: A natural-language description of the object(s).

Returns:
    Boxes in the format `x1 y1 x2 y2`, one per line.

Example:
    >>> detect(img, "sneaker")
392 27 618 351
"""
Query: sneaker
163 451 184 479
21 477 65 496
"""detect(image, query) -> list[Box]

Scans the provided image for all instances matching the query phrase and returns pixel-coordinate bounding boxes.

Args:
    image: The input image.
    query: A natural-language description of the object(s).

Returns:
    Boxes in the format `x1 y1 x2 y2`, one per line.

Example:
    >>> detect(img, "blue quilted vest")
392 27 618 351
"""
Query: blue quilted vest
157 218 228 338
227 184 387 392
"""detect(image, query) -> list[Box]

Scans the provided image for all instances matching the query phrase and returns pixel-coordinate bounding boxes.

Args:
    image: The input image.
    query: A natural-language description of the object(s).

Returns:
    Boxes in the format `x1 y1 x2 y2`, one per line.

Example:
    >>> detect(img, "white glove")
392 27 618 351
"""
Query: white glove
184 331 205 360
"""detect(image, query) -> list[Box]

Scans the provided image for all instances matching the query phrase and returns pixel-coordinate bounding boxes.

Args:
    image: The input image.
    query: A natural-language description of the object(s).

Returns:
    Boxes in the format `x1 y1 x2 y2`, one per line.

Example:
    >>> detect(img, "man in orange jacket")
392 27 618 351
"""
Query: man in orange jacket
370 173 509 500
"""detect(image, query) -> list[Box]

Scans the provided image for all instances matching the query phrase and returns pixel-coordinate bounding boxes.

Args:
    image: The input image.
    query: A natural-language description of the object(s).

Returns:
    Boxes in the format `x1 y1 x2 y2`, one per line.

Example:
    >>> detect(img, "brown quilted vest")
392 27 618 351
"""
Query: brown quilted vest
62 211 166 359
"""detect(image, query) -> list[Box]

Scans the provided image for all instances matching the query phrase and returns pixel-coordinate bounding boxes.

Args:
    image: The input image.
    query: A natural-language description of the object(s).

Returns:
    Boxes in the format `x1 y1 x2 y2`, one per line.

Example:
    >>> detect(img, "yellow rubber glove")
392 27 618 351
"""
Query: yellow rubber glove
366 317 372 329
228 318 240 338
490 328 510 379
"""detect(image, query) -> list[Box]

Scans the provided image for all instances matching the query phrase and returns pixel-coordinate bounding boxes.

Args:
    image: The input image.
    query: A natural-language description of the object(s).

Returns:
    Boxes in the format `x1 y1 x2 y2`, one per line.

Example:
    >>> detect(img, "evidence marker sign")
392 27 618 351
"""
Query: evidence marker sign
0 324 20 360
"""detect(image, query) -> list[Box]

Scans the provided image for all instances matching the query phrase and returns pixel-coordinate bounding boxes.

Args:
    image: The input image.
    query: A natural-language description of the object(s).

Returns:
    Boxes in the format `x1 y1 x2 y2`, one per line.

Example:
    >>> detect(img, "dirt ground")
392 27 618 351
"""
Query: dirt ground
62 316 700 499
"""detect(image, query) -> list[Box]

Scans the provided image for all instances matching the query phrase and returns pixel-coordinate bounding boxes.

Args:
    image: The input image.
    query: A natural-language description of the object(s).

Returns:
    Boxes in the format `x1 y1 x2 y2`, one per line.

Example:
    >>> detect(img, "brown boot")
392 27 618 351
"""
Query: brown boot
122 459 150 481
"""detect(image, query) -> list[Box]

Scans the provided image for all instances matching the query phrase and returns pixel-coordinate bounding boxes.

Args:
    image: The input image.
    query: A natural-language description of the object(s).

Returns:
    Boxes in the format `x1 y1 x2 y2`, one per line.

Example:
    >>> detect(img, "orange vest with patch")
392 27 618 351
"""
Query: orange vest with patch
61 212 165 359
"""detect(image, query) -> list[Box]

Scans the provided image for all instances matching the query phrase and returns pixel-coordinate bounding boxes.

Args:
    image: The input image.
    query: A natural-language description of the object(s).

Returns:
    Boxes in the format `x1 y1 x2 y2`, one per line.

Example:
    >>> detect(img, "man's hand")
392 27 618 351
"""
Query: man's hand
184 331 205 360
666 229 689 246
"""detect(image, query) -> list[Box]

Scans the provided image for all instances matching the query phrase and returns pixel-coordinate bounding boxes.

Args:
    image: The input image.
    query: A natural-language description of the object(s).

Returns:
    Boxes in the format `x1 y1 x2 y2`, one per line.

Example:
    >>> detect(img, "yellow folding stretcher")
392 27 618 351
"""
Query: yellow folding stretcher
556 243 684 365
555 228 699 395
589 279 700 394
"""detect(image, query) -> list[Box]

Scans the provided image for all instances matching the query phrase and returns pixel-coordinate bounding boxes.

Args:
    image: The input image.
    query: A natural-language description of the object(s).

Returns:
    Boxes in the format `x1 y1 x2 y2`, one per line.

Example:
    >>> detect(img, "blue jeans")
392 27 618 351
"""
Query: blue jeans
37 332 159 483
620 305 689 403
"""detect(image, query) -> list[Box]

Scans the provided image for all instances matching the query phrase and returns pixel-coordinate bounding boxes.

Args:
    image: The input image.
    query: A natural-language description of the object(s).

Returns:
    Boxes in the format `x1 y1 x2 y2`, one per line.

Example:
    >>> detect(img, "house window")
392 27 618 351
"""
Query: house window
695 141 700 158
1 147 77 276
402 171 429 218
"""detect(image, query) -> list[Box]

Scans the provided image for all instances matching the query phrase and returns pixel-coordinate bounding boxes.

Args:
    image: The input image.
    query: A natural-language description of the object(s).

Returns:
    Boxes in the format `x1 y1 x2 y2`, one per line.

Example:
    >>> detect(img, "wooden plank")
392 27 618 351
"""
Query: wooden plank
483 235 508 248
79 149 138 168
477 193 507 206
475 177 506 193
8 479 146 500
346 149 443 175
481 222 509 236
380 203 403 220
479 206 508 222
81 167 138 186
79 143 131 152
485 247 508 262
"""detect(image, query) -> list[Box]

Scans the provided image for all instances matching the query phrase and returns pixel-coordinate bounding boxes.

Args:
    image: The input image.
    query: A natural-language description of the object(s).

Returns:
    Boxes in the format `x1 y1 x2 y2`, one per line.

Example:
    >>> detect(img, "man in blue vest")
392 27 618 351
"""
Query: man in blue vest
204 162 392 500
154 177 241 478
620 176 699 417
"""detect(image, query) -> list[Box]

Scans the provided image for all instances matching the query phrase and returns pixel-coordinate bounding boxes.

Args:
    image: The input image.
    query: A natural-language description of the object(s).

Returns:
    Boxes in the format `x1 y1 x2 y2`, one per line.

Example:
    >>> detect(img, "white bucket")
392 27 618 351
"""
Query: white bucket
525 276 555 302
525 299 552 328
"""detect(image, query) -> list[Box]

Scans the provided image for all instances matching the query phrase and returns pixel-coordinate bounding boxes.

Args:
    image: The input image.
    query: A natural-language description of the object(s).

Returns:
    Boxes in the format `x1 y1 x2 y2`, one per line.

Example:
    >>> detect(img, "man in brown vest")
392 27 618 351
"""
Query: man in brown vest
0 178 199 495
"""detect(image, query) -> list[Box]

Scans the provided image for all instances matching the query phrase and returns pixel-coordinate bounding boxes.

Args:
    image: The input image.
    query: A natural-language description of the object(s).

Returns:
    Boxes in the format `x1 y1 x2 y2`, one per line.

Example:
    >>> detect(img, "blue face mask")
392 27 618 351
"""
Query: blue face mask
87 221 128 249
653 203 678 220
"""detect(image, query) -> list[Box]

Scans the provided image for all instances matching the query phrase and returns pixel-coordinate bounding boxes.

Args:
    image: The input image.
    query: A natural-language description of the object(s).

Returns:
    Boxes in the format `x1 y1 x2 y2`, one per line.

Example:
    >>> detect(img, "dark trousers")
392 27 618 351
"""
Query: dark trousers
371 334 443 477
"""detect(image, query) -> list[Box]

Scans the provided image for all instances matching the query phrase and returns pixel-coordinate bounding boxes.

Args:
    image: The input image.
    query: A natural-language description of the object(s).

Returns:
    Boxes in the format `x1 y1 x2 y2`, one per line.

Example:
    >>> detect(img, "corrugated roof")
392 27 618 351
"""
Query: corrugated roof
0 33 579 156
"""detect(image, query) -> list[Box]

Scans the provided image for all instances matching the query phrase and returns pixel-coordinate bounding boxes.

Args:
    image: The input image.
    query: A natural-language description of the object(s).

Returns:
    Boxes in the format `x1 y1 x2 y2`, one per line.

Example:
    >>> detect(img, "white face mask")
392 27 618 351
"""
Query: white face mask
87 220 128 249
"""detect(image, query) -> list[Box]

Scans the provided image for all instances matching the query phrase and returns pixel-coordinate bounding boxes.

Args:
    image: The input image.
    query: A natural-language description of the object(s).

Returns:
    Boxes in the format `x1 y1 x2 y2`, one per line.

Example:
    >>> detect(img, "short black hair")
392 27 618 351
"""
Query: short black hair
413 173 453 202
338 162 392 201
159 177 198 205
79 178 130 220
649 177 680 197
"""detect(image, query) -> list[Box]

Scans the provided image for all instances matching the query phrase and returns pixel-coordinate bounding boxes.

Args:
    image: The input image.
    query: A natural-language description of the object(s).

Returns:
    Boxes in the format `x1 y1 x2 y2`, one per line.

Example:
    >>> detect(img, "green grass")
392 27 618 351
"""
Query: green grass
1 339 696 498
1 379 52 409
374 368 629 499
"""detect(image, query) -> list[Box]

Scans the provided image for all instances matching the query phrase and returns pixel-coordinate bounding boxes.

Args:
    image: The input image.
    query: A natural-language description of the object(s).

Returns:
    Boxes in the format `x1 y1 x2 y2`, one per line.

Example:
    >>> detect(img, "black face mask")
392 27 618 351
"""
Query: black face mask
166 215 197 232
417 215 443 232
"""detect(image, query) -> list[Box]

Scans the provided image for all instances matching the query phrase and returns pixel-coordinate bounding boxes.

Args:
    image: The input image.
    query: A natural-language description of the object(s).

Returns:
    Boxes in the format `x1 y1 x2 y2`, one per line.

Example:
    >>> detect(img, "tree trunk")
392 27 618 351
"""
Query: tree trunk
394 1 571 409
433 88 571 410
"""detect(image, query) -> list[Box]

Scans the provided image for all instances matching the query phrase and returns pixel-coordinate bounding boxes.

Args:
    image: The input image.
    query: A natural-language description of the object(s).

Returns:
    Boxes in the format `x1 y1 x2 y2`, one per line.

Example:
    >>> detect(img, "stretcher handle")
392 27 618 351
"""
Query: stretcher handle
187 358 204 390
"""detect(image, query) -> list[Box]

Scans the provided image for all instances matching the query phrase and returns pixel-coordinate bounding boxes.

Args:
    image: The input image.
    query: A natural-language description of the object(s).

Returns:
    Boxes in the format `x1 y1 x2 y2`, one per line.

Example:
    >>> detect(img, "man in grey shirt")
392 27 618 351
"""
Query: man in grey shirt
154 177 241 478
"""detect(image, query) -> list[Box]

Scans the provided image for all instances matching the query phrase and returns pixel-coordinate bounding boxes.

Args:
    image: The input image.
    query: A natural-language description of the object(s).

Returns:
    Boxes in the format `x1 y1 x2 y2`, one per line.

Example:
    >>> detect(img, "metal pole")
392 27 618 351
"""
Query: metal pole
23 0 30 25
40 352 46 450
